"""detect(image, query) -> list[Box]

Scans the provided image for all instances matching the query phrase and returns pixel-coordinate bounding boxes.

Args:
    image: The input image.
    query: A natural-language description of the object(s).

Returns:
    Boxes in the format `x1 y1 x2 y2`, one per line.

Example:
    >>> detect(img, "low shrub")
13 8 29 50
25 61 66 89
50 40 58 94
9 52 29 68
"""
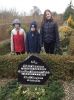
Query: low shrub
0 53 74 81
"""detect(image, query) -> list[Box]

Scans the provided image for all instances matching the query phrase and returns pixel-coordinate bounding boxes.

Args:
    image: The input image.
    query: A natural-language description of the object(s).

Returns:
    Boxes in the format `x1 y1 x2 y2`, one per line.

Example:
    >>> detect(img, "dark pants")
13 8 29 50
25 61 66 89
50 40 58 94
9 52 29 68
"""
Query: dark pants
16 52 25 55
44 42 55 54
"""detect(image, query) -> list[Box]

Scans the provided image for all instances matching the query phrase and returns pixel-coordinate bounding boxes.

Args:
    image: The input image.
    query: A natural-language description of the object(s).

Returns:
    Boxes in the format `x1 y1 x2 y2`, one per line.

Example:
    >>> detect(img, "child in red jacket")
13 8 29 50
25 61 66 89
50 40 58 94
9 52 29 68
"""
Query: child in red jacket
11 19 26 55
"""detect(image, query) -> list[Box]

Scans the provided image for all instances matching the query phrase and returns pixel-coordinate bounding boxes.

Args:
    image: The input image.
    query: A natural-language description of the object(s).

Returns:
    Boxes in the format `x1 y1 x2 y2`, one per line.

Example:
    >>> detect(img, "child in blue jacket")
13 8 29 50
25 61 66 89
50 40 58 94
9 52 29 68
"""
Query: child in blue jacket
26 21 41 53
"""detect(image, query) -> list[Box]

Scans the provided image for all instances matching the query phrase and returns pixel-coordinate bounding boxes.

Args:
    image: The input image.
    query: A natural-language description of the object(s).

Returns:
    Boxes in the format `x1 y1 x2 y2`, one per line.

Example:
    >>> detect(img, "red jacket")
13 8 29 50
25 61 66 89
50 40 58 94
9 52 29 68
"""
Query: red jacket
11 28 26 53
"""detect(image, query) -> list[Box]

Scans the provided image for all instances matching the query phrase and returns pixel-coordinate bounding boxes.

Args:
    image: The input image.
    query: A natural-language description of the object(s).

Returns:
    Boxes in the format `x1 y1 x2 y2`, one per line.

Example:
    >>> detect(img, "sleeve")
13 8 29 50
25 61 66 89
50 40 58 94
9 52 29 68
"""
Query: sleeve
40 25 44 47
54 23 60 48
11 31 14 52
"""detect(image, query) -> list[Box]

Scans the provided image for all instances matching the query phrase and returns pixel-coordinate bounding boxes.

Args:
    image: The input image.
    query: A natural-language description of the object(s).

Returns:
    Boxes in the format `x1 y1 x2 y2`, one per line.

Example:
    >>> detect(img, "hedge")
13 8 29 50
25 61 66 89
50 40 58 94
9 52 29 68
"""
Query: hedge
0 53 74 81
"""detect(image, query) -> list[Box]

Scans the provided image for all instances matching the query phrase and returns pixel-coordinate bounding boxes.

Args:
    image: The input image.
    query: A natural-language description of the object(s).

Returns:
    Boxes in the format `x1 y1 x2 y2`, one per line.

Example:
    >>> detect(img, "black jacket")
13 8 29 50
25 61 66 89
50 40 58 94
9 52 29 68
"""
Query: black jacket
26 31 41 53
40 20 60 48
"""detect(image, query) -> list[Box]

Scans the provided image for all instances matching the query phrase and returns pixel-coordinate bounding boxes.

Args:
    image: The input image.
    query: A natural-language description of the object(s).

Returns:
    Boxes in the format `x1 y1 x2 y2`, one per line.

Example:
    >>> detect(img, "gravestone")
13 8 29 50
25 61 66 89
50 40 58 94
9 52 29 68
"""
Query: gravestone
18 55 51 85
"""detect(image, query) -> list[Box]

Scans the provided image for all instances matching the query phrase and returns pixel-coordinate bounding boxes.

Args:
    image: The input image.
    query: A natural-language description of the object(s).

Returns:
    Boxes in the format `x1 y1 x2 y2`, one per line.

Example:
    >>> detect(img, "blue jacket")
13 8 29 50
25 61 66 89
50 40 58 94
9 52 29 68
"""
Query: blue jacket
40 20 60 48
26 31 41 53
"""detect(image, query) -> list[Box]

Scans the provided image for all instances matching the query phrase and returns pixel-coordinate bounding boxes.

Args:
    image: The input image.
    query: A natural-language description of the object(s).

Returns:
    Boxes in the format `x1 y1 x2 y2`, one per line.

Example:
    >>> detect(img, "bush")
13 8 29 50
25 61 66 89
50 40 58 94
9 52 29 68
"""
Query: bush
0 40 10 55
0 24 10 41
68 35 74 55
0 53 74 81
0 80 64 100
67 15 74 29
59 25 73 53
60 37 70 48
59 26 72 40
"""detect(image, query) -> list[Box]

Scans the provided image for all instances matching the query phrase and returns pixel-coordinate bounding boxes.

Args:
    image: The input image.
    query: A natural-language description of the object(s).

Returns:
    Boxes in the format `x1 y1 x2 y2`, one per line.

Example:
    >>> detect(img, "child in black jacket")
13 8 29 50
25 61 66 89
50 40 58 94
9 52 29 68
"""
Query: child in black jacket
26 21 41 53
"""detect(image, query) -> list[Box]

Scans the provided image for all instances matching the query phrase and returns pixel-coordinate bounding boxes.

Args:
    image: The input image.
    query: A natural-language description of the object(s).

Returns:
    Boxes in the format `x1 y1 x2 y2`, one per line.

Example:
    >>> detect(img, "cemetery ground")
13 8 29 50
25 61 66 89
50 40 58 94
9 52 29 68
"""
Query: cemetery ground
0 79 74 100
0 52 74 100
0 29 74 100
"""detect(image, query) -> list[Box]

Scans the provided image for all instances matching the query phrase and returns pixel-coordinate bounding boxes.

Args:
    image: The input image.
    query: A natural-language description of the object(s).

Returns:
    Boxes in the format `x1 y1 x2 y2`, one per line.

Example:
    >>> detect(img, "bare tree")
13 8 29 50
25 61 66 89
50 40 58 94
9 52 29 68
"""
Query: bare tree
30 6 41 16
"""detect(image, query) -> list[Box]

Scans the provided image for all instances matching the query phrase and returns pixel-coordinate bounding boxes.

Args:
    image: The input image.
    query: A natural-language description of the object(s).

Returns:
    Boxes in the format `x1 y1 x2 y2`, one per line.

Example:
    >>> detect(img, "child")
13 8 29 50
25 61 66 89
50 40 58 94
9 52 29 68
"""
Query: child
40 9 60 54
11 19 26 55
26 21 41 53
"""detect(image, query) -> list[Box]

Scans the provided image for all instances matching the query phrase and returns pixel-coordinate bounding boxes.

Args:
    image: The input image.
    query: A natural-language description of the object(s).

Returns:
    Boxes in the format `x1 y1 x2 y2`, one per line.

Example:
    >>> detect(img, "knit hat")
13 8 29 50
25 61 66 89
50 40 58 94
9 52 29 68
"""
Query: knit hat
30 21 37 29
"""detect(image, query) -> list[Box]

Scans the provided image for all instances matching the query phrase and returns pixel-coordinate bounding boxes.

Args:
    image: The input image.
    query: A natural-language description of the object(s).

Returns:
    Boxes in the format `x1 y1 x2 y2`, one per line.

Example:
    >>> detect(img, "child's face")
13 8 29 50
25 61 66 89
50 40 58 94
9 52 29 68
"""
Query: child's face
31 25 36 31
46 11 52 20
14 24 20 29
31 27 35 31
